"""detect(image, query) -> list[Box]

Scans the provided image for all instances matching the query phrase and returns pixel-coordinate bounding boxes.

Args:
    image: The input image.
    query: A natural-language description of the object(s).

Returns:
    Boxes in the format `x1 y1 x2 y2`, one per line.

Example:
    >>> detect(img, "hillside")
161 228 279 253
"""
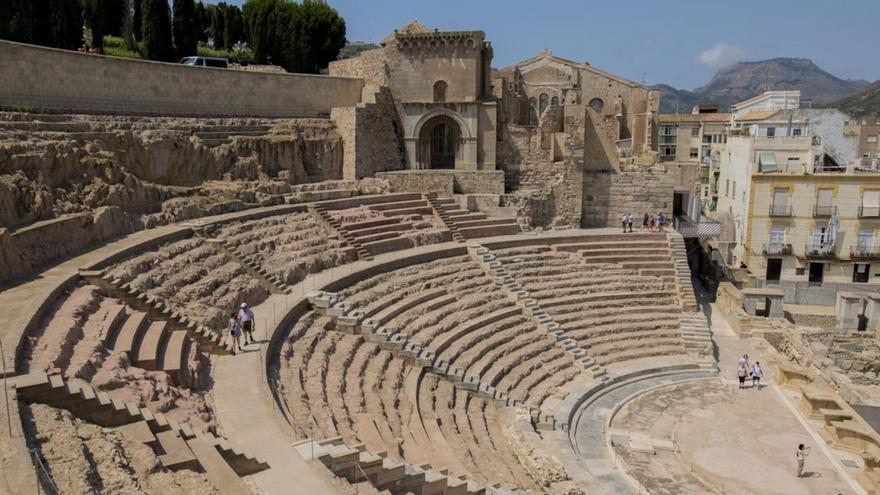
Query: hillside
831 80 880 119
655 58 869 113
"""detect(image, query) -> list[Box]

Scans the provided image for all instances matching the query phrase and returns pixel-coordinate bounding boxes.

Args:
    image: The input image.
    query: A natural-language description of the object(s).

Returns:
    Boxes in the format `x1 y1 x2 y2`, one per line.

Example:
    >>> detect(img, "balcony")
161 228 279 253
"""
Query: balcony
813 164 846 173
812 205 837 217
673 215 721 238
803 243 837 259
859 206 880 218
851 245 880 260
769 204 793 217
763 243 792 255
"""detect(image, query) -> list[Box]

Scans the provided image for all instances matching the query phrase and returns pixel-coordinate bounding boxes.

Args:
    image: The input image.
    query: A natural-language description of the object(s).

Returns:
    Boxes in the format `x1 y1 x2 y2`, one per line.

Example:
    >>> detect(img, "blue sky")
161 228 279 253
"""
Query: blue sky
219 0 880 89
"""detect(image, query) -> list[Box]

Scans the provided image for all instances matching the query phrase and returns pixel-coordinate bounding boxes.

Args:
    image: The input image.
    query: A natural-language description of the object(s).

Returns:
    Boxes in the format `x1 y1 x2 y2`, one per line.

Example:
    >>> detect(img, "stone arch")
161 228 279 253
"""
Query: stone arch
551 96 559 107
528 98 538 126
589 97 604 113
433 80 447 103
418 115 461 169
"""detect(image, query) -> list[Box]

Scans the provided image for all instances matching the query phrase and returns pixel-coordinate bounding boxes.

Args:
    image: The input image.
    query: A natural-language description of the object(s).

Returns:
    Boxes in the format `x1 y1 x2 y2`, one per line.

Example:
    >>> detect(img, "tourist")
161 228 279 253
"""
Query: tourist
239 302 256 345
642 213 650 231
752 361 763 388
228 312 242 355
739 354 750 370
796 444 807 477
649 214 656 232
657 212 666 231
627 213 634 233
737 362 747 389
622 213 628 233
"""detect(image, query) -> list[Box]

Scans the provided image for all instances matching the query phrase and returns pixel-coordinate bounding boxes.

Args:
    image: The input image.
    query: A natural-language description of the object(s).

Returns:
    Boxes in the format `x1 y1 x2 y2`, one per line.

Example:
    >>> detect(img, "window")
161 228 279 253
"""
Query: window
689 148 699 158
551 96 559 106
703 134 712 143
853 264 870 283
433 80 448 103
732 181 736 197
725 179 730 197
528 98 537 126
786 157 800 171
863 190 880 217
589 98 604 113
766 127 776 138
758 152 778 172
691 127 700 137
792 128 802 137
772 188 789 215
769 225 786 255
858 228 874 252
662 125 674 135
539 93 549 116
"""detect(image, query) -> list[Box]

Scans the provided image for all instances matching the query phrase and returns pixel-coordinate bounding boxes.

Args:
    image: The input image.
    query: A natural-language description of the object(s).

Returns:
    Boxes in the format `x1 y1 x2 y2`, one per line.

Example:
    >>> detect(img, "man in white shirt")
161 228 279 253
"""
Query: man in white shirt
238 302 255 345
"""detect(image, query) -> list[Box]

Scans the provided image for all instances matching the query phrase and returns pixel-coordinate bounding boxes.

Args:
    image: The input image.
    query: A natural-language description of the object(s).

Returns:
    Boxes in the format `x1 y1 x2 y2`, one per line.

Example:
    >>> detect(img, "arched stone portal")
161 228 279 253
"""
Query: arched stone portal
418 115 460 169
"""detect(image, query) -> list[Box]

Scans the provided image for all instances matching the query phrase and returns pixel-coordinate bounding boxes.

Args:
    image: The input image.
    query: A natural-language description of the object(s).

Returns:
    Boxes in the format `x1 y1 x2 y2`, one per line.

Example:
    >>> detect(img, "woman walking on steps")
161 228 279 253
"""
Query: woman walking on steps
228 312 242 355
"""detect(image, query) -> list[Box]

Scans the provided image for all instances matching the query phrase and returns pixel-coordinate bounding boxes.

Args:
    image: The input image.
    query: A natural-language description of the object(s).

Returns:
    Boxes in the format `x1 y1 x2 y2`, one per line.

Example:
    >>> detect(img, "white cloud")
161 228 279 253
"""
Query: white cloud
697 42 747 68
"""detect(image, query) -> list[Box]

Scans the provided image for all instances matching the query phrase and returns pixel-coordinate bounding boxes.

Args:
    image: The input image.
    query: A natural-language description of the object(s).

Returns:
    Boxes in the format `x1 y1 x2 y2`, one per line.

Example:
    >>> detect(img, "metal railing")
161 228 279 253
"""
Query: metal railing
851 245 880 259
859 206 880 218
769 204 792 217
812 205 837 217
804 243 837 259
763 243 792 255
813 164 846 173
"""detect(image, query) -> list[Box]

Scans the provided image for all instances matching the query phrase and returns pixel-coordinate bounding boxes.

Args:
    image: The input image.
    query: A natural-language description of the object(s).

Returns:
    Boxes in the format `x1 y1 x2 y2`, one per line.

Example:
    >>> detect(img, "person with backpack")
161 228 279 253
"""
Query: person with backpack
238 302 256 345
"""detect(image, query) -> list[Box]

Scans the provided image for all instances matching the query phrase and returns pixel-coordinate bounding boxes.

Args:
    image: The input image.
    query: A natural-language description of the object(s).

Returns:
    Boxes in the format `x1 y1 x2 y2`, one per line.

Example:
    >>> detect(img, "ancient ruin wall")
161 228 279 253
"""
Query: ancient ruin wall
581 166 675 228
331 87 404 180
0 40 363 117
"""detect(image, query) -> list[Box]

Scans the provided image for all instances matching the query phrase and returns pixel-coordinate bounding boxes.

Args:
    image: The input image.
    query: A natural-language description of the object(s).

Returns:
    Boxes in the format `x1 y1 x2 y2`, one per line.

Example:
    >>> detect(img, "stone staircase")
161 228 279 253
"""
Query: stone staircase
293 437 503 495
424 192 466 243
80 270 233 355
424 194 520 239
307 204 370 261
668 234 698 311
11 372 268 493
202 237 292 295
680 312 713 355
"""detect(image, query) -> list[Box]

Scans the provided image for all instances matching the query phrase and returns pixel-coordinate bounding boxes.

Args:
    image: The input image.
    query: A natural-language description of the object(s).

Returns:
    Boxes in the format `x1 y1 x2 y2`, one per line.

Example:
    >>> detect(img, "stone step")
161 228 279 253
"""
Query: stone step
156 429 200 472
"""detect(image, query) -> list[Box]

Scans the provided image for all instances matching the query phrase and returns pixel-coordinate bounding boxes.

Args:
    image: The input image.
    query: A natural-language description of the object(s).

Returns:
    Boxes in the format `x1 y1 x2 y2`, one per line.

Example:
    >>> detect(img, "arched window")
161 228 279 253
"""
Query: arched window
551 96 559 106
433 81 448 103
528 98 537 126
539 93 549 116
589 97 604 113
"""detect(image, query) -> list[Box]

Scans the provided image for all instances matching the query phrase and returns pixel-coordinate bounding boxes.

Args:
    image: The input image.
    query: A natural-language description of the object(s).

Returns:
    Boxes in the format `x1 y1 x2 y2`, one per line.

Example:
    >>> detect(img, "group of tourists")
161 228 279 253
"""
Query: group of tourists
227 302 256 355
736 354 763 389
621 212 666 233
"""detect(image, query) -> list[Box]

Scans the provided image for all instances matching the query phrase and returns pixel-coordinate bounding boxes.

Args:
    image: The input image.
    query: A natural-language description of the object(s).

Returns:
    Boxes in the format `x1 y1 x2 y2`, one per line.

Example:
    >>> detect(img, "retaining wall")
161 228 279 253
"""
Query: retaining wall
0 40 363 117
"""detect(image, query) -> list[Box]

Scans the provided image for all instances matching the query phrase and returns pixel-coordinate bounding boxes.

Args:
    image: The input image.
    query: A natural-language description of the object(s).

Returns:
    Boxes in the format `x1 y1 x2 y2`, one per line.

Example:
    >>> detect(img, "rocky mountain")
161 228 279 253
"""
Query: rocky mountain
831 80 880 119
654 58 870 113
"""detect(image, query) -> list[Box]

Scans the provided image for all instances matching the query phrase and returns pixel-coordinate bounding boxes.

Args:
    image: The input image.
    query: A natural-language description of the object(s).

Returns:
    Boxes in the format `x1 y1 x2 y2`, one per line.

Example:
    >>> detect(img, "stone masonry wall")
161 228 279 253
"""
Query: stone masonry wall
582 164 675 227
331 87 404 180
0 40 363 117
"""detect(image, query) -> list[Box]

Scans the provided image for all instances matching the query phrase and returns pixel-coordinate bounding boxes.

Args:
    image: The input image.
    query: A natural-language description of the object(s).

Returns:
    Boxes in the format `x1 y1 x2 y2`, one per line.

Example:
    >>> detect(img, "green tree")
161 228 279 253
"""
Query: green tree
210 2 226 48
294 0 345 73
132 0 141 41
49 0 83 49
243 0 294 68
172 0 199 57
84 0 106 50
195 1 209 43
0 0 39 44
221 4 244 50
140 0 173 61
102 0 127 37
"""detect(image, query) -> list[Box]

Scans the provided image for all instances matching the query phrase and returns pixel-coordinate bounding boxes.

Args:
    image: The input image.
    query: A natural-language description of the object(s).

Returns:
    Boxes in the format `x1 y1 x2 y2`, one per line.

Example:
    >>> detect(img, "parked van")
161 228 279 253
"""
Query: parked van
180 56 229 68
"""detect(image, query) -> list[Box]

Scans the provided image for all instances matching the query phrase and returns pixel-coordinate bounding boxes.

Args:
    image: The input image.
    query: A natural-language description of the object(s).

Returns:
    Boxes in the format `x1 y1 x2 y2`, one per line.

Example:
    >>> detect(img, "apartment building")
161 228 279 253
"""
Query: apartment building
712 94 866 303
658 107 730 199
844 120 880 168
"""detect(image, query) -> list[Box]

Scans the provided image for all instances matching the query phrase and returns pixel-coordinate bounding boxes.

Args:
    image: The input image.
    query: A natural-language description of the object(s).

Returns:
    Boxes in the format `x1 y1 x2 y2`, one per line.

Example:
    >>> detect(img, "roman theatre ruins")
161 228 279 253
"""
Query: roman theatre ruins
0 22 877 495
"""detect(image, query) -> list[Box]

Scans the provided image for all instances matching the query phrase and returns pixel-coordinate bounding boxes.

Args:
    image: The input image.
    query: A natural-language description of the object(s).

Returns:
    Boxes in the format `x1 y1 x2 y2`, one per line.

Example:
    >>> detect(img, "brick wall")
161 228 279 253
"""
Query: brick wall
0 40 363 117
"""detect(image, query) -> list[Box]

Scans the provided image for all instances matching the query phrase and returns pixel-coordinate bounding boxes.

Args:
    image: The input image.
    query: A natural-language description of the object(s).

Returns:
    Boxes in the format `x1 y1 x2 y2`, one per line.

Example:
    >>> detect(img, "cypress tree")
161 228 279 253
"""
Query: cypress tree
140 0 173 61
172 0 199 57
132 0 141 41
102 0 126 37
84 0 106 50
49 0 83 50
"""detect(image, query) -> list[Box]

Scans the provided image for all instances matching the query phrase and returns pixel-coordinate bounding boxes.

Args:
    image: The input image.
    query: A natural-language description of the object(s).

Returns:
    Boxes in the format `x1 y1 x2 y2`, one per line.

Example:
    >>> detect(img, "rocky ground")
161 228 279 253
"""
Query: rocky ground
22 404 219 495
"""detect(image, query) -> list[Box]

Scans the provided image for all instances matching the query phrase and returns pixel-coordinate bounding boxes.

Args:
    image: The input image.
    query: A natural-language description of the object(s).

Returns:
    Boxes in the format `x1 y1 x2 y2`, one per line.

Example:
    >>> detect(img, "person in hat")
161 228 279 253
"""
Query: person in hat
238 302 256 345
